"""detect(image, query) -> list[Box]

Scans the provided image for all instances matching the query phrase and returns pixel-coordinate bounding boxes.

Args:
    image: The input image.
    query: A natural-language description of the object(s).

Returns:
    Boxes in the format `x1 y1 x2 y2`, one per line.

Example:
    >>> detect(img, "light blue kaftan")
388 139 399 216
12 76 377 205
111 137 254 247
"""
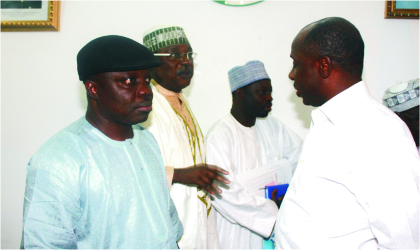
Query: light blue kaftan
21 117 183 249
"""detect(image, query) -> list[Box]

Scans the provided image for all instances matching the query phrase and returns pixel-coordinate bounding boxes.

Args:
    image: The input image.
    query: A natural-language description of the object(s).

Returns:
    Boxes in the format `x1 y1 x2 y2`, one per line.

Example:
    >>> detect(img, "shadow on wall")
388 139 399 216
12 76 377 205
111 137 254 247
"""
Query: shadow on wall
289 90 314 129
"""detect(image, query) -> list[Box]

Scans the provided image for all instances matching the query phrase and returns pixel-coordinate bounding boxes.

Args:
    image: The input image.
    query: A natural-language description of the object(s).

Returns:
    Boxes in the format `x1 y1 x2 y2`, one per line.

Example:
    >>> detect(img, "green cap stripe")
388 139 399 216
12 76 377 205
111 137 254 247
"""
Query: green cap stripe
143 26 189 52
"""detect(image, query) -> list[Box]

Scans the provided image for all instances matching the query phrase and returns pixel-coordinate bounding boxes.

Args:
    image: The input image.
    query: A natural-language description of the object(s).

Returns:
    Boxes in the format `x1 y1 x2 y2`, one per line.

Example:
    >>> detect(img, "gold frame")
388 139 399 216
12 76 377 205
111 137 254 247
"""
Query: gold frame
1 1 60 32
385 1 419 19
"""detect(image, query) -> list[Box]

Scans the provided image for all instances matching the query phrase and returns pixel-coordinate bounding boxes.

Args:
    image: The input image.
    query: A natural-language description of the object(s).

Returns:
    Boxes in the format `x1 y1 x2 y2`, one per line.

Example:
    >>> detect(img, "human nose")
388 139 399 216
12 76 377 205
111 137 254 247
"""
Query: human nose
267 92 273 101
289 68 294 80
137 83 153 100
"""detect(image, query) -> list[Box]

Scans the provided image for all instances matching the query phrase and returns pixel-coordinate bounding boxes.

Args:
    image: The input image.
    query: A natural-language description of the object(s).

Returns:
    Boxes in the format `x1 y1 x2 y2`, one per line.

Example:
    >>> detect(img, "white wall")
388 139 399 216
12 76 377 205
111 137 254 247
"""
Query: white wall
2 1 418 248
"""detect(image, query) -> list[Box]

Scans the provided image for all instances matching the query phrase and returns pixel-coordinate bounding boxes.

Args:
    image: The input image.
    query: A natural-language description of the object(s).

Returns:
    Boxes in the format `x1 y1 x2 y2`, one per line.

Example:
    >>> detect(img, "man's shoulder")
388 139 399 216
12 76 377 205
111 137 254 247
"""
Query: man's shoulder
256 115 285 131
351 96 406 131
207 114 236 138
40 117 89 148
341 97 416 151
29 118 89 170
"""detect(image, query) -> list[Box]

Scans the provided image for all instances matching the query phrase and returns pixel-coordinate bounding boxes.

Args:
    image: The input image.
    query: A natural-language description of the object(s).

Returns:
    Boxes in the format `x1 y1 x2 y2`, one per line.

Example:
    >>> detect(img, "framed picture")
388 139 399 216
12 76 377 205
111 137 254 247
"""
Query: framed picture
385 1 419 19
1 1 60 32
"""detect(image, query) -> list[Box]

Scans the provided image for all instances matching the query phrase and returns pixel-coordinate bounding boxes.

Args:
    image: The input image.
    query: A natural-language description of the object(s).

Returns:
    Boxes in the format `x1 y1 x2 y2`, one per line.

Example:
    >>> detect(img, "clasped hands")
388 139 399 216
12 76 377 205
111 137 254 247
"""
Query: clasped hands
173 164 230 195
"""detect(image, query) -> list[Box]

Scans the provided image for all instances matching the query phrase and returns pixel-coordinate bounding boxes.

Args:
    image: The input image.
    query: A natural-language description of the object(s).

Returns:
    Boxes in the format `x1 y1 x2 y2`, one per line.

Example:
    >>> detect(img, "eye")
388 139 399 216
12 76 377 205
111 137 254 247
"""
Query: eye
187 52 196 60
124 78 132 85
170 52 182 60
145 77 151 84
122 77 136 86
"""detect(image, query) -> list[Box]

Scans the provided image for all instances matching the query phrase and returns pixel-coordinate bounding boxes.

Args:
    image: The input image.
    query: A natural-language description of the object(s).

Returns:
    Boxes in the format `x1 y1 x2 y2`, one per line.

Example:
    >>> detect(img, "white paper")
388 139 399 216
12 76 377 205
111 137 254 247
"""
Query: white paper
236 159 292 197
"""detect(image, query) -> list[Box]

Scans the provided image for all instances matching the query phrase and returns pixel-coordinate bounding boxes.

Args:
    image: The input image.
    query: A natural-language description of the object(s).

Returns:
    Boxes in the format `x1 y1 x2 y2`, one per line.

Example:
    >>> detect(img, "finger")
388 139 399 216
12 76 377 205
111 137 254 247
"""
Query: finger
205 169 229 184
204 165 230 184
197 181 215 195
215 174 230 184
210 181 222 194
206 164 229 175
204 184 216 195
204 169 217 180
201 175 220 195
201 175 212 186
271 189 278 202
278 195 284 202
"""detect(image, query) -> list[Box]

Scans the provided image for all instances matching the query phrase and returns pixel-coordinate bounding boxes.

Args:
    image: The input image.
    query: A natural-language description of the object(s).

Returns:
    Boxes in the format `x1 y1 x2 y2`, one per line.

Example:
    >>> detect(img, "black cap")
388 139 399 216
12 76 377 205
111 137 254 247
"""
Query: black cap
77 35 162 81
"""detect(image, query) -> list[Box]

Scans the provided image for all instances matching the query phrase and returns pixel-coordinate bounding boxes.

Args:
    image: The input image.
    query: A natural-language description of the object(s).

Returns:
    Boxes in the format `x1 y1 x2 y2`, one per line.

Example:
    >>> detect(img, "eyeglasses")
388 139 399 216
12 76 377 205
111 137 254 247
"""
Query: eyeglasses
154 52 197 61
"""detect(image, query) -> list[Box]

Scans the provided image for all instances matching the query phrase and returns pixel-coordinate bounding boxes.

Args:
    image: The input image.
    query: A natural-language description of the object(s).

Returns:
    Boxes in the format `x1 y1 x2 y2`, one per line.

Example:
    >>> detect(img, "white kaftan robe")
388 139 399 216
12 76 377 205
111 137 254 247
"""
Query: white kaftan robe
142 82 219 249
206 114 302 249
21 117 183 249
276 81 420 249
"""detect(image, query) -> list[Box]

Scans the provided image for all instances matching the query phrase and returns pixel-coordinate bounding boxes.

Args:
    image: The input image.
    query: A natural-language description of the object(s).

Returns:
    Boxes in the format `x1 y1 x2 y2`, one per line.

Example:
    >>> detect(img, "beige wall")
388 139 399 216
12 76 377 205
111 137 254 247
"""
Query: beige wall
2 1 418 248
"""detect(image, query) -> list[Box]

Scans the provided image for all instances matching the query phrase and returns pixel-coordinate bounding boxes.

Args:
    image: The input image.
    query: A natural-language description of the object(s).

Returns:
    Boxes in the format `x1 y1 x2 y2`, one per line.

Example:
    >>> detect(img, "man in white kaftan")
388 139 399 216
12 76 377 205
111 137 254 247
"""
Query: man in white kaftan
277 17 420 249
206 60 302 249
22 118 183 249
21 35 183 248
142 25 228 249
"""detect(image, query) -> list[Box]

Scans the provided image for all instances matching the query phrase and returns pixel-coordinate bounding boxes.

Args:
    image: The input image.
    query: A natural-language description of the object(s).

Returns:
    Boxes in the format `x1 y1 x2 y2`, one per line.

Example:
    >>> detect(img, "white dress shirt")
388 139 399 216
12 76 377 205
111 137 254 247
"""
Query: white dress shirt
276 81 420 249
207 114 302 249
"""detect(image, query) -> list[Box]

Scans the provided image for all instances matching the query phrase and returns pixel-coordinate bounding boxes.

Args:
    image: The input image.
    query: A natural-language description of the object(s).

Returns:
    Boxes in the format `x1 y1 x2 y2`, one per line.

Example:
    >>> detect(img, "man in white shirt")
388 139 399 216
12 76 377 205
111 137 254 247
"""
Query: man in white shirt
206 60 302 249
276 17 420 249
142 25 229 249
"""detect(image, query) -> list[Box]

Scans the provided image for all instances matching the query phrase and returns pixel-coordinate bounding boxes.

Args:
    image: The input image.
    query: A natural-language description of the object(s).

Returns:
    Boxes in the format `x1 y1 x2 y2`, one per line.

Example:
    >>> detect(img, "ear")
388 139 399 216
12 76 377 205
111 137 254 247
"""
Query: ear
236 88 244 100
84 80 99 99
319 56 333 79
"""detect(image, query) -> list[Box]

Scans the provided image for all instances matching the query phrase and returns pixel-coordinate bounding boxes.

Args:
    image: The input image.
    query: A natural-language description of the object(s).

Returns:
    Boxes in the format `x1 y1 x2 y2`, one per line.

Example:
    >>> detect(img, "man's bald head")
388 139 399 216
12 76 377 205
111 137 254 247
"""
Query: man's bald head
299 17 365 78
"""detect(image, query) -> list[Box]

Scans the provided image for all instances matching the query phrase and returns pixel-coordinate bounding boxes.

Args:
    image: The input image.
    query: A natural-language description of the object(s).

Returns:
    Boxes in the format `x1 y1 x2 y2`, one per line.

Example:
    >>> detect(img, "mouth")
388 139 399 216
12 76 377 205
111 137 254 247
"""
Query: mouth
135 103 152 112
177 71 193 79
177 66 193 79
293 84 301 97
263 103 272 111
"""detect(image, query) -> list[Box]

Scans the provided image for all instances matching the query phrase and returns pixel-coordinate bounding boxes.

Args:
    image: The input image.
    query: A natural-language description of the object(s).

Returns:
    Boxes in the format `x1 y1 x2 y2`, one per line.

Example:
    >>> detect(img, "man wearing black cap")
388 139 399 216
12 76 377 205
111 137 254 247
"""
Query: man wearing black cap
20 35 183 249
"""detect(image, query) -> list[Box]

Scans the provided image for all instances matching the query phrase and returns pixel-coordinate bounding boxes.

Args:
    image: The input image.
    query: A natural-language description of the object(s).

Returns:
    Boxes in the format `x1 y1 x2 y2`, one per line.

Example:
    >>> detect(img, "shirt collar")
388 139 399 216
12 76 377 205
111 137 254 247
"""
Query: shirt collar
152 79 183 97
312 81 371 126
229 113 255 130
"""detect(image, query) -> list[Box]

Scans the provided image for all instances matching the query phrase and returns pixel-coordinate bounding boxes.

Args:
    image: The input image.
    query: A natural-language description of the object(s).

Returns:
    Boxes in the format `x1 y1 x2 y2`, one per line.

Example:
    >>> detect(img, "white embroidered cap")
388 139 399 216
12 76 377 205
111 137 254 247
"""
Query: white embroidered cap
229 60 270 92
383 78 419 112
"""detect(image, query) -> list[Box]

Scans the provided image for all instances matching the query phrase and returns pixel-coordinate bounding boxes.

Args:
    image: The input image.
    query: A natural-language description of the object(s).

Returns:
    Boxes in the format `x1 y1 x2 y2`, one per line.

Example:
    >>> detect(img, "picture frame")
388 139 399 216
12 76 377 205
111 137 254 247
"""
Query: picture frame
1 1 60 32
385 1 419 19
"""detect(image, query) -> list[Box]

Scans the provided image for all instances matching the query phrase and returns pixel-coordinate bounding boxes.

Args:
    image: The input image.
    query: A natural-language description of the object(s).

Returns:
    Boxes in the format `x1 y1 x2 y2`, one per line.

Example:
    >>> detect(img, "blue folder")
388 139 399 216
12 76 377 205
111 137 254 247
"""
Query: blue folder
265 184 289 200
263 184 289 249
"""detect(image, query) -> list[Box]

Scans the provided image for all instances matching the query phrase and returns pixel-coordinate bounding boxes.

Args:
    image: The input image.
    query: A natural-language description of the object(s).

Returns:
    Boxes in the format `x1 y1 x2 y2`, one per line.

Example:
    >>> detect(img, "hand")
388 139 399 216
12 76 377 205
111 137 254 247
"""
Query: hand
271 189 285 209
173 164 230 195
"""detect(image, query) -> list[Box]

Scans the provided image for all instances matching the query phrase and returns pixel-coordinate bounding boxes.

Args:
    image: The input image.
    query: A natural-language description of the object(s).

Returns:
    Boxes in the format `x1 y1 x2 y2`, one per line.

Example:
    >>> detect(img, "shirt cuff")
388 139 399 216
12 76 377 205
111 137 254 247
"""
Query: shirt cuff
165 166 174 191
